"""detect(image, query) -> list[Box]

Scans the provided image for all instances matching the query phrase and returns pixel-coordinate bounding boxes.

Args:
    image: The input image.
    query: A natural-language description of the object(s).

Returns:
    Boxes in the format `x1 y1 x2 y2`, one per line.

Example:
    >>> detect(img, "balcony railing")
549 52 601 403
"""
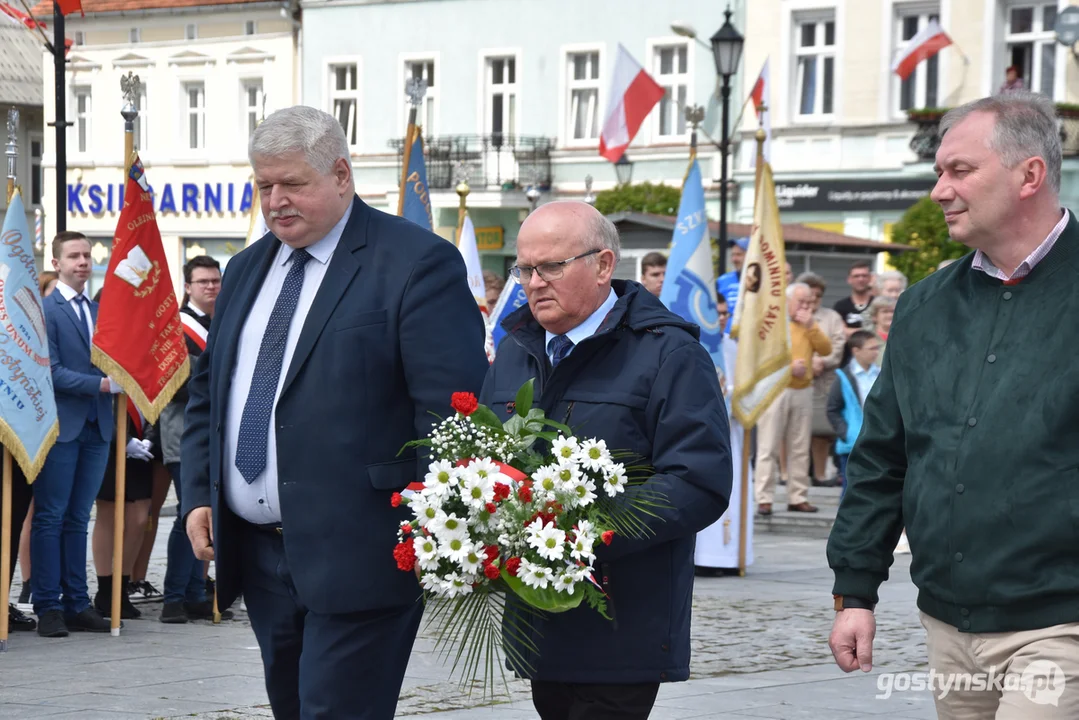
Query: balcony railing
908 106 1079 161
389 134 554 191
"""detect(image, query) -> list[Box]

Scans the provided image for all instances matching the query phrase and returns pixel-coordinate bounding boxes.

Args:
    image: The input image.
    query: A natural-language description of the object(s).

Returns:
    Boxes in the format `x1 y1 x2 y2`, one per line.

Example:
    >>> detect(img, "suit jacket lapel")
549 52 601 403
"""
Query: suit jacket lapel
281 197 368 394
217 236 280 395
58 293 90 348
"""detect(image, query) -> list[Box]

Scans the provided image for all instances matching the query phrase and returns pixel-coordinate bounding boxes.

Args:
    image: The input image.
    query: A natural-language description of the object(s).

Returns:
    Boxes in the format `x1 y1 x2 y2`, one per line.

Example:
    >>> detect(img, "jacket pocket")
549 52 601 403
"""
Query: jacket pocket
367 456 416 490
334 309 387 332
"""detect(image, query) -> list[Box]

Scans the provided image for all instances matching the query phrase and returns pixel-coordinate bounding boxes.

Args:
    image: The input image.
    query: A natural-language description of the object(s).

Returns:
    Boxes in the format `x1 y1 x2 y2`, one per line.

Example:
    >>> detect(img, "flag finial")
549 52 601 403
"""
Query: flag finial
405 77 428 108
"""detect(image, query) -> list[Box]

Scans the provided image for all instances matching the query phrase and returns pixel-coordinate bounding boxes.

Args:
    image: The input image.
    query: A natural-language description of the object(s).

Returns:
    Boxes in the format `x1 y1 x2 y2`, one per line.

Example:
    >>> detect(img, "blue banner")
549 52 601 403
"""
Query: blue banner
400 130 433 231
489 281 529 355
0 190 59 481
659 159 726 375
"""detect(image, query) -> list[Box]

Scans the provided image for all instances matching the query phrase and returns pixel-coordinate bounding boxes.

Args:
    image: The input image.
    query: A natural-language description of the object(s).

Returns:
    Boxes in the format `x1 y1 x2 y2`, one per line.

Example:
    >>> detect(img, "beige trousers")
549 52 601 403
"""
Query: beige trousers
753 386 811 505
920 612 1079 719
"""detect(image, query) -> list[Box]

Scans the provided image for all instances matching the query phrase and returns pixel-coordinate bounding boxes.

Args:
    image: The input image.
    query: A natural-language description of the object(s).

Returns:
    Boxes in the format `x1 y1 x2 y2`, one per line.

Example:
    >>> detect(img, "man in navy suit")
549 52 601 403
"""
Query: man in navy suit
33 231 120 637
181 106 489 719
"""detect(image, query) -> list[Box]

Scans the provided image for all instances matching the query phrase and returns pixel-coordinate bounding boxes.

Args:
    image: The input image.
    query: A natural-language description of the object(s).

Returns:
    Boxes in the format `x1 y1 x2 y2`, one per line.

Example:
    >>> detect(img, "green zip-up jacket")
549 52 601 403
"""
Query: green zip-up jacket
828 211 1079 633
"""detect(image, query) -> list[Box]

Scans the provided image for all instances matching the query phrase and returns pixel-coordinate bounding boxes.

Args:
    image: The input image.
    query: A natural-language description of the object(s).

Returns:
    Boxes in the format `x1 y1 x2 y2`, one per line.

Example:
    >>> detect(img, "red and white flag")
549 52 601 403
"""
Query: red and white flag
749 58 771 165
0 2 44 29
892 20 952 81
91 156 189 423
598 44 665 163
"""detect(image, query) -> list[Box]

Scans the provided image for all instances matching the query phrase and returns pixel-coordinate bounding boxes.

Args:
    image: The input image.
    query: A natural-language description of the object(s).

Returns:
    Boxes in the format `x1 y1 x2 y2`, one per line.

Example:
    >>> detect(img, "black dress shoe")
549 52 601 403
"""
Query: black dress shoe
67 607 116 633
160 602 189 624
37 609 68 638
8 604 36 631
184 600 233 621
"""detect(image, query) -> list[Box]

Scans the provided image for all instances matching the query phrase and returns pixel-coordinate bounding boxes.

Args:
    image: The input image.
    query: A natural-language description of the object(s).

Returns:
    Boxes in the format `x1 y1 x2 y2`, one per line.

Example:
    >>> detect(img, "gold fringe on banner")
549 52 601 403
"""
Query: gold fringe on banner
90 347 190 426
0 418 59 485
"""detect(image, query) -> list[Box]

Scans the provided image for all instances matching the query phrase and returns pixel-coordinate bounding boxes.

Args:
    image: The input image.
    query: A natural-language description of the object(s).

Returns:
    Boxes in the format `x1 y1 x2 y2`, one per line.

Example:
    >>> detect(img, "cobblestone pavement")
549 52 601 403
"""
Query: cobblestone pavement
2 519 933 719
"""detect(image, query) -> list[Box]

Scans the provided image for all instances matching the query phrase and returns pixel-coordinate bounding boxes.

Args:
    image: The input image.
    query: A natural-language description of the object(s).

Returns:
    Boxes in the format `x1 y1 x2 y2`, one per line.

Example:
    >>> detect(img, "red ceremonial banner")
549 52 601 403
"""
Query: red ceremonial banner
91 156 189 423
56 0 83 16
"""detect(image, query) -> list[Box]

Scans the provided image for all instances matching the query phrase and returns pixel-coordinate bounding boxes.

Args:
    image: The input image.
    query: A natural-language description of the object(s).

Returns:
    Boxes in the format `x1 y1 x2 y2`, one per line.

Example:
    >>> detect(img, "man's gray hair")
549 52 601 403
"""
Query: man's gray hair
786 282 810 300
939 92 1061 194
249 105 350 175
876 270 908 292
588 209 621 263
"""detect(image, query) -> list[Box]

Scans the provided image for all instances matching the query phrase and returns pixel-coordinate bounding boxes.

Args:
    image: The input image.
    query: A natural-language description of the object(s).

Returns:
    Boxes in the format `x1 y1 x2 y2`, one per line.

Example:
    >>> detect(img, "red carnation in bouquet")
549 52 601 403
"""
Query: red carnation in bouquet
451 392 479 416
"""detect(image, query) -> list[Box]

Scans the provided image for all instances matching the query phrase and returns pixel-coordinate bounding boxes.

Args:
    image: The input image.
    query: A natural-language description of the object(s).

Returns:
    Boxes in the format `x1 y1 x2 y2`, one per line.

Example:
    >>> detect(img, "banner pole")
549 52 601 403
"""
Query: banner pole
737 427 751 577
0 449 12 651
110 73 140 636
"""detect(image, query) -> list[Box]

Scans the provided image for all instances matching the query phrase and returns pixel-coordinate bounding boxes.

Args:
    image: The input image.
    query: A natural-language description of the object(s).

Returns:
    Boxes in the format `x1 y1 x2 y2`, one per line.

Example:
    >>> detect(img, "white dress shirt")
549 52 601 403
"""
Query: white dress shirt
54 280 95 339
544 288 618 365
848 359 880 406
225 203 352 524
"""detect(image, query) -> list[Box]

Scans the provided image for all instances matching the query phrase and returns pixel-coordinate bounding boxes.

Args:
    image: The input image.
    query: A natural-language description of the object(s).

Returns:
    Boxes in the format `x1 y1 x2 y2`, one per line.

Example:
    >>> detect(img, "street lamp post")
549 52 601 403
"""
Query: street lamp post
710 7 745 269
614 154 634 185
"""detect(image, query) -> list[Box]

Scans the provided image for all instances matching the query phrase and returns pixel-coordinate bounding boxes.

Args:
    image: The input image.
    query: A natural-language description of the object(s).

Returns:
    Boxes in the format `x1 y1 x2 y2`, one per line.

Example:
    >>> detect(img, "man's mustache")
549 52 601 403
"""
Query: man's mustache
270 209 303 219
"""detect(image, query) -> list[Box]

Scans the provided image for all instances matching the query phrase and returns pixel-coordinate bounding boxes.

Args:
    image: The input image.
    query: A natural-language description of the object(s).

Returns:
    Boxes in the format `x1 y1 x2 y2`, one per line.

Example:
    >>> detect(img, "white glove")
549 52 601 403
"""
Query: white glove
108 377 123 394
126 438 153 462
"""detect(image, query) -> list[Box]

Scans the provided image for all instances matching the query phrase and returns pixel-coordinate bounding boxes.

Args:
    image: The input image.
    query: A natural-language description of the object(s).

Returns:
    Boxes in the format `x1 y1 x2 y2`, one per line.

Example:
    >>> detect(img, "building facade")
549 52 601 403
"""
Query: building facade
737 0 1079 262
300 0 746 280
0 24 46 257
36 0 301 296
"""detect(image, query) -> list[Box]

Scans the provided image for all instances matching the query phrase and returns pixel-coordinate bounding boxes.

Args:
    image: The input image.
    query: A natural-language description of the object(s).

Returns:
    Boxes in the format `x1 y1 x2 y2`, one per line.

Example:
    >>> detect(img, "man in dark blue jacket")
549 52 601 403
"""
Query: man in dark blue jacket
181 107 489 719
481 201 732 719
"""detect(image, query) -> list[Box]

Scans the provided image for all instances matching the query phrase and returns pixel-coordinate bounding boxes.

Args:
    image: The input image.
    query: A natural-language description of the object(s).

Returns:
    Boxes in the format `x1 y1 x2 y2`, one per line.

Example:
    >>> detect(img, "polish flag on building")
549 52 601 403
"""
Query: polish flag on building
749 58 771 165
0 2 44 29
598 44 665 162
892 20 952 80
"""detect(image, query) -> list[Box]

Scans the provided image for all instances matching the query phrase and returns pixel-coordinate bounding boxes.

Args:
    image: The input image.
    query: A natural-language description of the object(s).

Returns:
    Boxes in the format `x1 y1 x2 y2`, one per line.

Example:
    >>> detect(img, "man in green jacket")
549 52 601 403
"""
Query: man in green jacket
827 91 1079 718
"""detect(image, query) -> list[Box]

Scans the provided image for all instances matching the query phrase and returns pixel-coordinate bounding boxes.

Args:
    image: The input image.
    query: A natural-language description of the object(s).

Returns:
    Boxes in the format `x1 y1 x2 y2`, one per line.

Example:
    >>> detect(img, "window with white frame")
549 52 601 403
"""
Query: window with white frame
1004 3 1059 98
404 60 436 133
129 28 140 43
567 51 601 142
184 82 206 150
133 86 148 151
793 14 836 118
243 79 264 141
186 24 198 40
73 86 91 153
73 30 85 45
245 20 257 36
653 44 688 137
328 62 360 148
895 8 940 113
484 56 517 141
30 134 42 205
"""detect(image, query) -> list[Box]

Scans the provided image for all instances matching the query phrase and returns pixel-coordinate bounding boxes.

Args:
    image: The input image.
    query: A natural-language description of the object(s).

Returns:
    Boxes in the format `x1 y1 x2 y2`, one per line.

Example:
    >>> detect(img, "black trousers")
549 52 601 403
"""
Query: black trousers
532 680 661 720
4 464 33 585
240 523 423 719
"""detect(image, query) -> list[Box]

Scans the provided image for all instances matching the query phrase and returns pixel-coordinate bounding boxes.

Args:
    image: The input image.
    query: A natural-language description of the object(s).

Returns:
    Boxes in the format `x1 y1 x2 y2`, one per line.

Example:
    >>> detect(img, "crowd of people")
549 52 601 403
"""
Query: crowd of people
4 243 230 636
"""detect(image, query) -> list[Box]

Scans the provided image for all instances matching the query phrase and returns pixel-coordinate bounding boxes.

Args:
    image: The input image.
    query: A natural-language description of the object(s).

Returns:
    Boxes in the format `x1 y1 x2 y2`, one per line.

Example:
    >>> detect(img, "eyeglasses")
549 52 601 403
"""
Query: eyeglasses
189 279 221 287
510 249 601 283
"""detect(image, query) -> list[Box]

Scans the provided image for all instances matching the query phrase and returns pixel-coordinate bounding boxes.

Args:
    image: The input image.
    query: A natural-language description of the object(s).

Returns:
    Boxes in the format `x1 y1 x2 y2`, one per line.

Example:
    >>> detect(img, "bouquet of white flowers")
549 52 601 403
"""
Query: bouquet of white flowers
391 379 662 693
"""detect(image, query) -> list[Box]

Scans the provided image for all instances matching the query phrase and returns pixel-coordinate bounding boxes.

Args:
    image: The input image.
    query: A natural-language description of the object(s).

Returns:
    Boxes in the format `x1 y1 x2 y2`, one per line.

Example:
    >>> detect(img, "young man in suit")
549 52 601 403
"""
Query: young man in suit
33 231 120 637
181 106 489 719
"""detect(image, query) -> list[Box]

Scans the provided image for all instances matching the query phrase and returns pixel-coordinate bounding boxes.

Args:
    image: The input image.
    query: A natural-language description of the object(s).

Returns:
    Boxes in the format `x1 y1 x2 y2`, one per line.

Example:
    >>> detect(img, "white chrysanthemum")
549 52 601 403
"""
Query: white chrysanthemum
569 531 596 563
565 478 597 507
439 572 474 597
467 458 500 481
524 517 548 543
438 534 472 563
575 439 611 472
430 511 469 541
460 472 495 509
554 460 581 487
519 560 553 590
415 536 440 570
410 495 439 528
601 463 628 497
458 542 487 575
423 460 458 498
553 569 581 595
420 572 442 592
551 436 580 462
528 524 567 561
532 465 561 497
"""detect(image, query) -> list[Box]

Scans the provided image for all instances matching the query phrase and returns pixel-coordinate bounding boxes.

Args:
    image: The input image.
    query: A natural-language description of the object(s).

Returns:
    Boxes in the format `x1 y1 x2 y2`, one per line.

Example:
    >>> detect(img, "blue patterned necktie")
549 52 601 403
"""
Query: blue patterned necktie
235 248 312 484
74 296 97 423
548 334 574 368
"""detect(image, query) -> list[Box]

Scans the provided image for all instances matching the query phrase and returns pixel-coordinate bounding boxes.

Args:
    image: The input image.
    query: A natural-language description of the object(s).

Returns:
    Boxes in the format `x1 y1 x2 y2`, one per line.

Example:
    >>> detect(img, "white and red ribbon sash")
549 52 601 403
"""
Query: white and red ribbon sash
180 312 208 351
